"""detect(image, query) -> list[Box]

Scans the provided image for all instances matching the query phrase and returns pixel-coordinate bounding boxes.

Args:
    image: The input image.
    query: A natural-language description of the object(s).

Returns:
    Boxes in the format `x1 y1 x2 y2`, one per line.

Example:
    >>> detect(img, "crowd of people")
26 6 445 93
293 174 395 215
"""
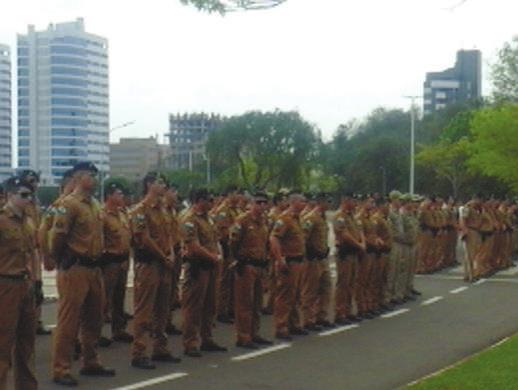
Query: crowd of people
0 161 517 389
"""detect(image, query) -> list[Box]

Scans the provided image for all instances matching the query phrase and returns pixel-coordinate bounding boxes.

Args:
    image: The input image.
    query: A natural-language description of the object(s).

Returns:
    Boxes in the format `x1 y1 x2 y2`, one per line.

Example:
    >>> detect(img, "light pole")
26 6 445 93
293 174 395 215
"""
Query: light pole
403 96 421 195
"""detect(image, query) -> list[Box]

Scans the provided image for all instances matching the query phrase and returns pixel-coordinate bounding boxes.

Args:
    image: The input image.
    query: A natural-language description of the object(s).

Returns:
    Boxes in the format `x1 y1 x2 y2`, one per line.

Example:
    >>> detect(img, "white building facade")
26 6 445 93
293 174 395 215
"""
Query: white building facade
0 44 12 180
17 18 109 185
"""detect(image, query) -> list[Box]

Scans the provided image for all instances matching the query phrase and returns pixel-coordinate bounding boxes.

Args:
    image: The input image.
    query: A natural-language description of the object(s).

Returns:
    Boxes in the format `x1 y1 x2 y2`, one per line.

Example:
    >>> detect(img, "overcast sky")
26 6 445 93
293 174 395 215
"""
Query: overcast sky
1 0 517 142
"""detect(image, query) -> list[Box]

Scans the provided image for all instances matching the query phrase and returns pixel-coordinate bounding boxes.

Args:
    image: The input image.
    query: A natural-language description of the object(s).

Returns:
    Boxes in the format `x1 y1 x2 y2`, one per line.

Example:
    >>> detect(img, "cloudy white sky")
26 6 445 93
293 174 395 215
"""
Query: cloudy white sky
1 0 517 142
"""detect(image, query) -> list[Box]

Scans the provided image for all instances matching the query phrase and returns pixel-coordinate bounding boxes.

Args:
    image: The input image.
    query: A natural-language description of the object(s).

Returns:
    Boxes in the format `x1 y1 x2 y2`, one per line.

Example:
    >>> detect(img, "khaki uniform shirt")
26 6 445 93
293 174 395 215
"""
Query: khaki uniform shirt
270 211 305 258
129 199 171 261
181 208 218 260
230 211 269 261
302 209 329 258
0 204 36 276
334 209 362 249
49 193 103 260
103 208 131 256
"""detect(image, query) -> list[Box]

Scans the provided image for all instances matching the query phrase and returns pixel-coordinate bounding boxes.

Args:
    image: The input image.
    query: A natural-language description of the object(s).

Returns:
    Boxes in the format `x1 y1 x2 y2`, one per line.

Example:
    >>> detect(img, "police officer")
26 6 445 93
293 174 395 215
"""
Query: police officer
0 176 38 390
164 183 183 336
230 191 273 349
20 170 50 336
100 183 133 344
50 162 115 386
129 173 179 369
212 186 241 323
270 191 307 340
181 188 227 357
334 194 365 324
301 193 333 330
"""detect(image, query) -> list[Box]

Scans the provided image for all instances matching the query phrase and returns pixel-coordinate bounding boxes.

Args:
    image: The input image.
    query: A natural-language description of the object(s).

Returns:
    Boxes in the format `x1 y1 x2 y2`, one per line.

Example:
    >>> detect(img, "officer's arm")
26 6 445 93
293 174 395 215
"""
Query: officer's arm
182 221 218 263
269 219 287 262
131 213 168 261
49 201 74 258
229 222 243 258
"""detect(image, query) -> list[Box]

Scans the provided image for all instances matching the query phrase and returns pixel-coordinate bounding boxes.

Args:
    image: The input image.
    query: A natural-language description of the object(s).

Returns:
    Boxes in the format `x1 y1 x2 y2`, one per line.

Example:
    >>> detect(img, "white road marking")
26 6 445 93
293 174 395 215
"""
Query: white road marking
415 274 464 281
110 373 188 390
380 308 409 319
231 343 292 362
473 278 487 285
421 296 444 306
47 324 57 329
449 286 469 294
318 324 359 337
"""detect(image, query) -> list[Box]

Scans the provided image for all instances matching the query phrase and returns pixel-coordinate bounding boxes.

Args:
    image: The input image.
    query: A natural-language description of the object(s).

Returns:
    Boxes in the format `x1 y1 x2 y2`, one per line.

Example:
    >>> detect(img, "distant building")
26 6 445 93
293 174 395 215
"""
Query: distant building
110 137 169 181
423 49 482 115
0 44 12 180
17 18 109 185
167 113 224 171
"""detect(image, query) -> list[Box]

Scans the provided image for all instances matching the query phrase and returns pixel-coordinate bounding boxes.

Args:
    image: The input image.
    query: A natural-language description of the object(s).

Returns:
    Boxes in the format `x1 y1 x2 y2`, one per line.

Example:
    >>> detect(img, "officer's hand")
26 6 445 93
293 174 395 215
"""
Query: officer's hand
164 254 176 270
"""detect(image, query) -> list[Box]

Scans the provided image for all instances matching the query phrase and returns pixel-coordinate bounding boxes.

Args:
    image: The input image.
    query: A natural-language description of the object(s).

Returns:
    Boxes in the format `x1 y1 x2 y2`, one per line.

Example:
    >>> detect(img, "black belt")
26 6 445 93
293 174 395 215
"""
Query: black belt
183 257 214 270
0 273 30 281
76 257 100 268
243 259 268 269
101 253 129 265
285 256 304 264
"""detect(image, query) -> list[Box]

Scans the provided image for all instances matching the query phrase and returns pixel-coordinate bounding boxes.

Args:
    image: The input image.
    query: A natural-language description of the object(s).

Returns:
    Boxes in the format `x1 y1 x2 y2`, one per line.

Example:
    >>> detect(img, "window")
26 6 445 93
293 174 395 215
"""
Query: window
18 130 29 137
18 78 29 86
18 119 29 127
51 87 87 97
52 158 81 167
52 138 87 147
18 109 29 117
18 149 29 156
17 58 28 66
51 98 87 107
18 99 29 107
52 78 88 87
18 68 29 76
17 48 29 56
51 118 88 127
51 46 86 56
18 139 29 147
51 108 87 117
51 67 87 77
51 56 87 66
18 159 29 167
52 148 87 157
18 88 29 97
52 37 87 46
52 129 88 137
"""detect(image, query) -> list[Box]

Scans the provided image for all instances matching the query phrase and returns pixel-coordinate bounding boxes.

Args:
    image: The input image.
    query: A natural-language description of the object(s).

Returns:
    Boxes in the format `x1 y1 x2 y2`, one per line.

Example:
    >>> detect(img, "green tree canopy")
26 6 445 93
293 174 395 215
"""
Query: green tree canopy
207 110 319 191
468 104 518 193
492 36 518 103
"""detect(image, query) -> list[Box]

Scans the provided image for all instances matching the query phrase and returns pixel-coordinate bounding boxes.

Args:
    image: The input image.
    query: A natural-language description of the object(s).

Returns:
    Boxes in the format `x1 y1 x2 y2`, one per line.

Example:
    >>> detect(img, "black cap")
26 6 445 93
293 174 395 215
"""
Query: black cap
72 161 99 175
189 188 211 203
3 176 34 194
19 169 40 182
104 182 125 199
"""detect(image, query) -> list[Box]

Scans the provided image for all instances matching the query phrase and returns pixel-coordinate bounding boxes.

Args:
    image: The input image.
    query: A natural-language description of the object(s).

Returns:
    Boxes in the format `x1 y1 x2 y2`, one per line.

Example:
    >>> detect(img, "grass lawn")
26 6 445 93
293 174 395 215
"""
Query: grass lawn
409 335 518 390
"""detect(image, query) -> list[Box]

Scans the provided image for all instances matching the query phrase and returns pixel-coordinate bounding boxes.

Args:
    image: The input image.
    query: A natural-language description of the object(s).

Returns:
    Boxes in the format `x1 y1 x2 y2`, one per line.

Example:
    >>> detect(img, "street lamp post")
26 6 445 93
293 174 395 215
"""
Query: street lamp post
403 96 421 195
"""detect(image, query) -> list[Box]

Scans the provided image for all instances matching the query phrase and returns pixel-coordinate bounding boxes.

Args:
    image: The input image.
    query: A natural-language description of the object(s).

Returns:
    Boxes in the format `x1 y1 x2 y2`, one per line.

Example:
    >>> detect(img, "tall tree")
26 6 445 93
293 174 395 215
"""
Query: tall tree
207 110 319 190
468 104 518 193
491 36 518 103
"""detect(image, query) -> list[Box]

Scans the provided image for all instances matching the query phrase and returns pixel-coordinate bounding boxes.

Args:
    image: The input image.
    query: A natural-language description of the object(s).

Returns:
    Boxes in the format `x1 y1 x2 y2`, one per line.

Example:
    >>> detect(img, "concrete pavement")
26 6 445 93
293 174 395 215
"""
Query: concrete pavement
27 262 518 390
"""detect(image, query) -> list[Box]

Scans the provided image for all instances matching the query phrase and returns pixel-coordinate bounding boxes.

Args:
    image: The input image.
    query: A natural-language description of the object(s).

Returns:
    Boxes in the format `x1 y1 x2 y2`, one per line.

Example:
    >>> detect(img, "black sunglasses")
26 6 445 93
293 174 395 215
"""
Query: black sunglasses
18 192 33 200
255 199 268 204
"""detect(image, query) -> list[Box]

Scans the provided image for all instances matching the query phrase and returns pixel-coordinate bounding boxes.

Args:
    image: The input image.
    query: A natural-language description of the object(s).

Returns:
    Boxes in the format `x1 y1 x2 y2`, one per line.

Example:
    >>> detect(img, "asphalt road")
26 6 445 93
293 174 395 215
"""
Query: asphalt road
21 262 518 390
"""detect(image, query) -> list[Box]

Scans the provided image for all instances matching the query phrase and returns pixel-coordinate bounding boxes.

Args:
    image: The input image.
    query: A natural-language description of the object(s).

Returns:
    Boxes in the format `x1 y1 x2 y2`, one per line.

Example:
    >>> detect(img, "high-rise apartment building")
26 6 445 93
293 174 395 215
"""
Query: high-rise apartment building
0 44 12 180
167 113 224 171
17 18 109 185
423 49 482 115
